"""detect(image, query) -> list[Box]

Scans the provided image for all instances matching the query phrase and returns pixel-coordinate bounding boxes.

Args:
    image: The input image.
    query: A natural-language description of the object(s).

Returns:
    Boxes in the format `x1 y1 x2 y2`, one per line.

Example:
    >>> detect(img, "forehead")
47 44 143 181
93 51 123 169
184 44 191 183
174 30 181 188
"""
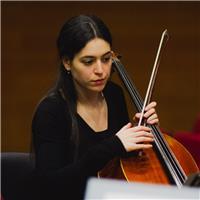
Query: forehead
76 38 111 58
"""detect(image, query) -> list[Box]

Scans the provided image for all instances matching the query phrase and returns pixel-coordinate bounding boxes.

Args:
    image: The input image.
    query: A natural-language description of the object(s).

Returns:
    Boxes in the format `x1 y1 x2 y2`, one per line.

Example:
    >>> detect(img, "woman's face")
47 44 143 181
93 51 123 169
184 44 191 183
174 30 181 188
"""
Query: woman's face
64 38 112 94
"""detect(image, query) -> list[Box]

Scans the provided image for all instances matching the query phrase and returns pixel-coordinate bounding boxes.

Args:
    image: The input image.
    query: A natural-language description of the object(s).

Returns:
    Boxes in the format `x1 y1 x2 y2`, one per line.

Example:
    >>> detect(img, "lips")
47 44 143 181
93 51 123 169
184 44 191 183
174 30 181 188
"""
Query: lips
92 79 105 85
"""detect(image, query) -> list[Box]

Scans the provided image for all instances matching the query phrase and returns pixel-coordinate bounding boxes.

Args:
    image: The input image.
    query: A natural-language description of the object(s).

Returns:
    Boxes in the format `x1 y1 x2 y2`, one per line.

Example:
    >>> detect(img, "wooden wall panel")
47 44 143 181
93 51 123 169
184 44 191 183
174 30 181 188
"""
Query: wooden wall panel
2 2 200 152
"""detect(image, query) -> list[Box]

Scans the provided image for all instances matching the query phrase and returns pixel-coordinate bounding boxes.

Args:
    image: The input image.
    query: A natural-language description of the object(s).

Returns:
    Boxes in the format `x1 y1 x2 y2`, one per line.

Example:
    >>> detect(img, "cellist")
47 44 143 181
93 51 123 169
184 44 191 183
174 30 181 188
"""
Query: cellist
28 14 159 200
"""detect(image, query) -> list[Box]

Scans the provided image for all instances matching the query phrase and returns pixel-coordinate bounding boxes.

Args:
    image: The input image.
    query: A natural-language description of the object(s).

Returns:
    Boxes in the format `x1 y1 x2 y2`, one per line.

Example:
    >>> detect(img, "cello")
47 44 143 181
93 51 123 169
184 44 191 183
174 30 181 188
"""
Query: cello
98 30 199 187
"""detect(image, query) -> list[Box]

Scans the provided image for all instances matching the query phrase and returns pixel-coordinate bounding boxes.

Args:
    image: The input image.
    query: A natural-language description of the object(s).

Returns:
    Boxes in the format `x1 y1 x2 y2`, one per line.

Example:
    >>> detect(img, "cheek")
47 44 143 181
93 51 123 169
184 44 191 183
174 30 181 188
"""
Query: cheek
72 68 91 82
105 64 112 75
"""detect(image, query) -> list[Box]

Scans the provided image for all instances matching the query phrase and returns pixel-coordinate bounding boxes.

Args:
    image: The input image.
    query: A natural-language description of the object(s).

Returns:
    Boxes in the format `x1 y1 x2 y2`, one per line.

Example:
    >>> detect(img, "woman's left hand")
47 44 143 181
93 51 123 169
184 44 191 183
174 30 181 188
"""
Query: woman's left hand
134 101 159 125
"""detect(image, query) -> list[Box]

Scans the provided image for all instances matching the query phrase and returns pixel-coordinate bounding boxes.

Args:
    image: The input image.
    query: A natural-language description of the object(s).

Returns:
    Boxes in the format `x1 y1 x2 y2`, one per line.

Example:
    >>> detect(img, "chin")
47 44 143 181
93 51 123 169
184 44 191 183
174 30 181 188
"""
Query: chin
90 84 106 92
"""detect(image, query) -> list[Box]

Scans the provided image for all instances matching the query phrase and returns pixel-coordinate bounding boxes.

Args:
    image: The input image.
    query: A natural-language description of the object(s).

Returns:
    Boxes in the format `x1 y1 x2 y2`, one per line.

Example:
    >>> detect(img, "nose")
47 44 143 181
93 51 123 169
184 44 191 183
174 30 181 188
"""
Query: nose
94 60 103 74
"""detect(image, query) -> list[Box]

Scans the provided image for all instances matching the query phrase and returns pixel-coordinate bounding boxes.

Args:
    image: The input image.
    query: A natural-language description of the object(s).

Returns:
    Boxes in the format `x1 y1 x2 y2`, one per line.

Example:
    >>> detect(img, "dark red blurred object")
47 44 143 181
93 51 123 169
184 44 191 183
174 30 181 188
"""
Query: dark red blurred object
174 114 200 169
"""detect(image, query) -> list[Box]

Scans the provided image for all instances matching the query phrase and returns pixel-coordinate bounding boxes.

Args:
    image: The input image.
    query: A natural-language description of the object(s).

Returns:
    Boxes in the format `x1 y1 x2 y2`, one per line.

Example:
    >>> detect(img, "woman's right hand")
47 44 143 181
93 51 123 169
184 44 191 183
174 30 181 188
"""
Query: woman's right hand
116 123 154 152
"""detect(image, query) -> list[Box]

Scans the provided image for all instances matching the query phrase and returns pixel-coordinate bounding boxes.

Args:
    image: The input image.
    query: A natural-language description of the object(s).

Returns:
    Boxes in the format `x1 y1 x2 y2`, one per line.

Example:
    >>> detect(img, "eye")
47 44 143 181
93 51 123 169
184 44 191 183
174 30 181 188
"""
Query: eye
101 55 112 63
81 58 94 66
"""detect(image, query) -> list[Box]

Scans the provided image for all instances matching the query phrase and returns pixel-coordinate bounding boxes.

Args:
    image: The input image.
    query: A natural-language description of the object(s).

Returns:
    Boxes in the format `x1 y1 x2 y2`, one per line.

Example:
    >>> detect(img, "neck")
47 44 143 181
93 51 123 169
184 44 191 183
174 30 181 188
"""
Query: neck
75 85 104 107
78 91 104 106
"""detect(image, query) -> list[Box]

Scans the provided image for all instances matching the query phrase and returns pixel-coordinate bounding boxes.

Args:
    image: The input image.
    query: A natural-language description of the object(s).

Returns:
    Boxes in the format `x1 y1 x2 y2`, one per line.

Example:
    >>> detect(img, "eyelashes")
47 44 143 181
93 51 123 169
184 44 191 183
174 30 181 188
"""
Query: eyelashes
81 53 112 66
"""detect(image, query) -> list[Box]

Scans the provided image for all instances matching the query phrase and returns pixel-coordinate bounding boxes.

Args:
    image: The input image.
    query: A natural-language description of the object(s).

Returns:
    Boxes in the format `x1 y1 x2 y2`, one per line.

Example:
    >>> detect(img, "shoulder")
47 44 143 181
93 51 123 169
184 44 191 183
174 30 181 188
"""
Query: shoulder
32 90 70 129
34 91 66 115
32 91 71 141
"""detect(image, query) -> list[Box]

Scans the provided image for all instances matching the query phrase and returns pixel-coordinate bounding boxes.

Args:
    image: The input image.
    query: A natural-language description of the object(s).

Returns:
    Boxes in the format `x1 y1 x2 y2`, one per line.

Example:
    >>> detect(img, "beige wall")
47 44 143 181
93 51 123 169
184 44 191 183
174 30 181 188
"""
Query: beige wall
2 2 200 152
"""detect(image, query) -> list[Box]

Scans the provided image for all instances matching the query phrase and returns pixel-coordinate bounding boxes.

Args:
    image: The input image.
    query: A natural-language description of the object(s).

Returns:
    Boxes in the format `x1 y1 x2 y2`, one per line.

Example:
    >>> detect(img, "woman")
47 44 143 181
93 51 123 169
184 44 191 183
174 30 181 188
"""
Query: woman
31 15 158 199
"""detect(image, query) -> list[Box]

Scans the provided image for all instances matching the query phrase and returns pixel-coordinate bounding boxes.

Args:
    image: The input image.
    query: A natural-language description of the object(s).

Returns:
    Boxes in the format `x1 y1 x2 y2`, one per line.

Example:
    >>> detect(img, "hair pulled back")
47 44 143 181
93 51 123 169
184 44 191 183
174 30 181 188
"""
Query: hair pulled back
55 15 112 161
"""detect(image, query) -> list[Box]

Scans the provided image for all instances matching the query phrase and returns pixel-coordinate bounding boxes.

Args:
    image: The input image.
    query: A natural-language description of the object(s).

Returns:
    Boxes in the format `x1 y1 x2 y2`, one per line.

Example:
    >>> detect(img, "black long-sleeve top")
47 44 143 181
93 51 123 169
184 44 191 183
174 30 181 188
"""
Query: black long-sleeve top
31 81 129 199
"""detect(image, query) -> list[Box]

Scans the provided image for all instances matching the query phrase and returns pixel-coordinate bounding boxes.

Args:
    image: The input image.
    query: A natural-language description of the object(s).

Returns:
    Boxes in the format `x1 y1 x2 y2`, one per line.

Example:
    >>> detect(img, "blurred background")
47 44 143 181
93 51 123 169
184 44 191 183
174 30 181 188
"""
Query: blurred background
1 2 200 164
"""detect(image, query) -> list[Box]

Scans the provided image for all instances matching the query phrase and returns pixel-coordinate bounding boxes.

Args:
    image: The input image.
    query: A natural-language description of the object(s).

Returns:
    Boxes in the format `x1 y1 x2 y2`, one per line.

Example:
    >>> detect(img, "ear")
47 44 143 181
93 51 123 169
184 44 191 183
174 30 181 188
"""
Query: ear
62 58 71 71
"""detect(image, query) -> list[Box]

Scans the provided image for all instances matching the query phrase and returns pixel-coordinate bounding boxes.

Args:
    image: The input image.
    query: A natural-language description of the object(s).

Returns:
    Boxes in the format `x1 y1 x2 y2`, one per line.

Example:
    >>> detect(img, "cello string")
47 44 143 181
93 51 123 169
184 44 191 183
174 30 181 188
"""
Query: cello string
143 29 186 182
122 60 186 184
120 66 185 185
112 29 186 184
120 60 186 184
112 60 140 108
129 29 185 183
112 59 186 185
151 126 186 183
113 59 142 110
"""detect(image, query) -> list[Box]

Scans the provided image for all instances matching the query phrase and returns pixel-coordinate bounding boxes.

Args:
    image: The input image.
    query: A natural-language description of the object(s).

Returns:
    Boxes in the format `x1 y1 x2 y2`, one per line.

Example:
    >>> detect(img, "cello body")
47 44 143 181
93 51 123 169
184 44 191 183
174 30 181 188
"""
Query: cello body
99 132 199 184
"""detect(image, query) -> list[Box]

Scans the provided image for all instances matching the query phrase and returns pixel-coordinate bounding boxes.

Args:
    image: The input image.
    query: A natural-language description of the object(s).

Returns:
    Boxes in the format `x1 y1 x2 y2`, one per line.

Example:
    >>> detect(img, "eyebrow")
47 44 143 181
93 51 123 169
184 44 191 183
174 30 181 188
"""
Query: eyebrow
80 51 112 59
